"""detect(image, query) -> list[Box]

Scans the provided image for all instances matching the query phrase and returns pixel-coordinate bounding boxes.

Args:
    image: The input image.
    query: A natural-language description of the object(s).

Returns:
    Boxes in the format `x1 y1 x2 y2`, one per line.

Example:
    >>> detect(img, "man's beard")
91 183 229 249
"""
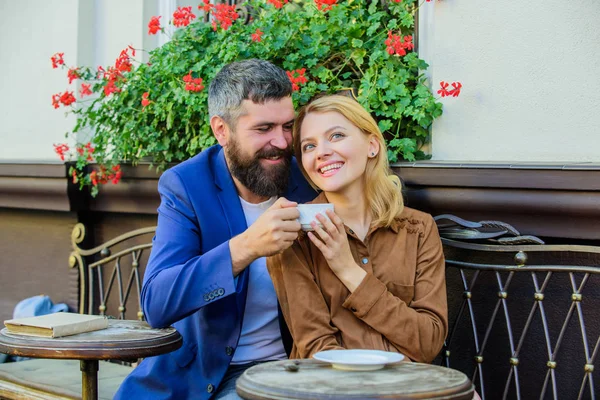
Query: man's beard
226 136 292 197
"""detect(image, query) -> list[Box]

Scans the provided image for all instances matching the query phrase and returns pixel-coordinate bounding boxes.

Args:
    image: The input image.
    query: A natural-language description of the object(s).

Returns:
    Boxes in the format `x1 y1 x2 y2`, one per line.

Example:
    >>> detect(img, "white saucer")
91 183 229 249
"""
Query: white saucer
313 349 405 371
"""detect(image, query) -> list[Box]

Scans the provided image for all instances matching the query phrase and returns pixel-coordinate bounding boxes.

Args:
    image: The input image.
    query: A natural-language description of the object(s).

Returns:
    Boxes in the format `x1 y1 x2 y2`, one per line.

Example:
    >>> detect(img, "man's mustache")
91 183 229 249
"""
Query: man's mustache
255 146 292 160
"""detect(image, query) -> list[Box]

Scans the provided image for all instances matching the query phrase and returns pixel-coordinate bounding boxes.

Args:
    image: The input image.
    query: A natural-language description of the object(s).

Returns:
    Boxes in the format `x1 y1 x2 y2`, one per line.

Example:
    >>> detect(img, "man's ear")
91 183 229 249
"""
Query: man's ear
210 115 230 147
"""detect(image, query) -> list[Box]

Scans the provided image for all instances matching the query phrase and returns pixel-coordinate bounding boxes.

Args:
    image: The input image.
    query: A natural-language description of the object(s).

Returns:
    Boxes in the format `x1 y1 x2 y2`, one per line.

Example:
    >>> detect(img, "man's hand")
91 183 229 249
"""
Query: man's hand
230 197 301 276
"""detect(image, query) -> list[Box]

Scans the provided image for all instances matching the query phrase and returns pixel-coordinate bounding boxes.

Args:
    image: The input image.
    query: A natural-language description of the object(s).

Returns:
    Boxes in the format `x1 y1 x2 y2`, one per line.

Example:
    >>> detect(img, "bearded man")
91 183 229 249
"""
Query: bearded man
115 59 316 400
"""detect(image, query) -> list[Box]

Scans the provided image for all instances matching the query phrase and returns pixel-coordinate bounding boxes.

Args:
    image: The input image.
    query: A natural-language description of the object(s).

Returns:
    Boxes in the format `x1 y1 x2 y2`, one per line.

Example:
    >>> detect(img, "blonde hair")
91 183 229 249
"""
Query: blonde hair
293 95 404 227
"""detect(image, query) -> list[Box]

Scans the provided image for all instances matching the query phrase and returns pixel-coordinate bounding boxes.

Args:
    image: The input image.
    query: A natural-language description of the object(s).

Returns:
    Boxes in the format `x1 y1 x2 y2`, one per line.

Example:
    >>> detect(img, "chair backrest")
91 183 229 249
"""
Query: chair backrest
435 215 600 400
67 223 156 320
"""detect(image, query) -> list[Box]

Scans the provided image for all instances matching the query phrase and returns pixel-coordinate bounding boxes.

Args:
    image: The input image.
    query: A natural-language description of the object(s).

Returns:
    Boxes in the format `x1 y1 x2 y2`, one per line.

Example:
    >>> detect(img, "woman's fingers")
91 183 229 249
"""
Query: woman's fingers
307 232 328 254
315 212 340 238
310 219 332 244
326 209 345 233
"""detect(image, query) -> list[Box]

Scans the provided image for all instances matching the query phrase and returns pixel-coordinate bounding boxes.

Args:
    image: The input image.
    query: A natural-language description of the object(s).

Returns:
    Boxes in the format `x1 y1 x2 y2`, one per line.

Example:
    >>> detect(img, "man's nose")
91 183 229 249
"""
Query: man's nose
270 127 290 149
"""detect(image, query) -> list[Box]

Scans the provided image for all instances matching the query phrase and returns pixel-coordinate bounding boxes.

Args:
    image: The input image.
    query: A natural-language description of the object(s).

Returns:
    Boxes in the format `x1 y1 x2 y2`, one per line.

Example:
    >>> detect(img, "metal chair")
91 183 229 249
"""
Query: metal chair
68 223 156 320
436 215 600 400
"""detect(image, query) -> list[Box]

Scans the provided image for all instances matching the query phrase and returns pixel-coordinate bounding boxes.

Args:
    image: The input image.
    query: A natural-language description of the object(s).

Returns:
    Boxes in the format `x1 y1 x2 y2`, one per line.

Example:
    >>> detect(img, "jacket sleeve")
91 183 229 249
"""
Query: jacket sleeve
141 168 237 328
267 242 344 358
341 215 448 363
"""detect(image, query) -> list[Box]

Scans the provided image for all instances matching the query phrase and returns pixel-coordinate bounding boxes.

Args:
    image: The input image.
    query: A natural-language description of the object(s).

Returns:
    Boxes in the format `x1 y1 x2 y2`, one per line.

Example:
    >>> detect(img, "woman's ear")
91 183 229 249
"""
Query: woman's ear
368 136 380 158
210 115 230 147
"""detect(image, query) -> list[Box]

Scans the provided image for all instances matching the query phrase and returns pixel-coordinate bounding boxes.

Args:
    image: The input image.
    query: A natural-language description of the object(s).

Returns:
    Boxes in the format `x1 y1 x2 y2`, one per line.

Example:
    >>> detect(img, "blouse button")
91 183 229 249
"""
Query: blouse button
351 307 357 312
361 258 368 264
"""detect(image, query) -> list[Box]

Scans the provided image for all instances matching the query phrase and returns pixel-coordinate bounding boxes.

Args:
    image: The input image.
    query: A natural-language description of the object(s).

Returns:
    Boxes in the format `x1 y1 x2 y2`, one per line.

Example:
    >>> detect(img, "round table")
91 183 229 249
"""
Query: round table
236 359 474 400
0 319 182 400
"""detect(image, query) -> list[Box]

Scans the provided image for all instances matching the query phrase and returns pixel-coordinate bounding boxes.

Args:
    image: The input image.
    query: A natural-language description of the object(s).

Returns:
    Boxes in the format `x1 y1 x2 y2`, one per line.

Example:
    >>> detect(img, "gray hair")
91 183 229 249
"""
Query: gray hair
208 59 293 128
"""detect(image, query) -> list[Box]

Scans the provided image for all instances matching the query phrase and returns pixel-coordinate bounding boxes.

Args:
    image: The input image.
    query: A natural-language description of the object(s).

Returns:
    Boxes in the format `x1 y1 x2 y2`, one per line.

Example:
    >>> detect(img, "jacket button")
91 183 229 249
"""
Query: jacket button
226 346 234 356
361 258 368 264
203 294 210 302
207 383 214 393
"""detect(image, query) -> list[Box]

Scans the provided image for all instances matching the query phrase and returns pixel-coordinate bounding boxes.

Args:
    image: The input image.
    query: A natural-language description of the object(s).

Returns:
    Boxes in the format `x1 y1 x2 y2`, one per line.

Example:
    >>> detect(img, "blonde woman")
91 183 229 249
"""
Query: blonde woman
267 95 448 363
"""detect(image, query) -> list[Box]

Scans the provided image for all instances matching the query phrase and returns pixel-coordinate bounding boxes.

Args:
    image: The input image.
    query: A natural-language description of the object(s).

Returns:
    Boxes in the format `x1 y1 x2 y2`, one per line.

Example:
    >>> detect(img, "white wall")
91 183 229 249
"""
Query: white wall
0 0 155 161
419 0 600 162
0 0 79 161
3 1 598 162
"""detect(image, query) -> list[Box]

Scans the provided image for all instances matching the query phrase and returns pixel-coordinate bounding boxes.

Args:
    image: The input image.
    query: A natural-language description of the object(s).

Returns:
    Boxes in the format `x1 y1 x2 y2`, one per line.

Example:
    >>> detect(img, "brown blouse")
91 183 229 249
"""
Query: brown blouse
267 193 448 363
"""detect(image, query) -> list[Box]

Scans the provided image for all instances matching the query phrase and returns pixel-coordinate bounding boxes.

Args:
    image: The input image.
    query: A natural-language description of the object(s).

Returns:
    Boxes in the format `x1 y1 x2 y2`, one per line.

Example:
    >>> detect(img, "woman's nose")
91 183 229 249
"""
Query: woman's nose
316 144 332 159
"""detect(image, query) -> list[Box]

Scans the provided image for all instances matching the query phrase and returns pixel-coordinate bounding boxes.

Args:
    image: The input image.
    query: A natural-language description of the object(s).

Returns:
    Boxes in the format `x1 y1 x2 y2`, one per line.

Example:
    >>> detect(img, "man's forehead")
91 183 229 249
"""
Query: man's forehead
240 98 294 119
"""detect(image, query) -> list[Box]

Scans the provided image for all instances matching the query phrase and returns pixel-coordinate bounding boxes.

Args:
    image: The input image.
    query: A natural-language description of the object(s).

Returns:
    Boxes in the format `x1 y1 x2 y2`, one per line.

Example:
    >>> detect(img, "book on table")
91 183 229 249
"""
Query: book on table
3 312 109 338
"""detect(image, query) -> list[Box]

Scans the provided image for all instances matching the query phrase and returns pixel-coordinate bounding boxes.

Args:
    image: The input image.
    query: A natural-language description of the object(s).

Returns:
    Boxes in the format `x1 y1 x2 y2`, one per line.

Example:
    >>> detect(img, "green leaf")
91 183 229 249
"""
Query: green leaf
351 39 364 48
378 119 393 133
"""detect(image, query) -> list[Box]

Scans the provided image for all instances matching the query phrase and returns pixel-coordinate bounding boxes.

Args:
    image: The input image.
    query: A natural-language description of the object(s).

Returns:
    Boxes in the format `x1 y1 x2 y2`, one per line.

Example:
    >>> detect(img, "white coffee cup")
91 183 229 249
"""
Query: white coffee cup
297 204 335 231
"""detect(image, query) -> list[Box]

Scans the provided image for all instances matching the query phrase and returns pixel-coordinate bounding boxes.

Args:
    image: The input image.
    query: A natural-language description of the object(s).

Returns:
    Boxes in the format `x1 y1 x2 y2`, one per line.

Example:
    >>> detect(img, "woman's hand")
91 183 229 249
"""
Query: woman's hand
307 209 366 292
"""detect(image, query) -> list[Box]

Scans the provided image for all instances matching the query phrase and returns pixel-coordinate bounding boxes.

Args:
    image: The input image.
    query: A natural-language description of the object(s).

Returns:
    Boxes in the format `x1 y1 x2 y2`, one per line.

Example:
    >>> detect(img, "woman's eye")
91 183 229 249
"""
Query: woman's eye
302 144 315 152
331 133 344 140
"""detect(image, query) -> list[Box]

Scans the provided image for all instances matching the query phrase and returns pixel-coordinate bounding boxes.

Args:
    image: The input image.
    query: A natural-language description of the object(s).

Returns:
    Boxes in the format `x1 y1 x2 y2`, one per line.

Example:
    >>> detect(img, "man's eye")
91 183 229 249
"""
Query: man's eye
283 124 294 131
257 127 271 132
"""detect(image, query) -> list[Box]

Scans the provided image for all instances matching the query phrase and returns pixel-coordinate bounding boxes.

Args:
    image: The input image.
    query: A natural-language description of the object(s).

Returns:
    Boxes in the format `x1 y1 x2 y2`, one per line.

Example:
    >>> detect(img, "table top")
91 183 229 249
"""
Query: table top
0 319 182 360
236 359 474 400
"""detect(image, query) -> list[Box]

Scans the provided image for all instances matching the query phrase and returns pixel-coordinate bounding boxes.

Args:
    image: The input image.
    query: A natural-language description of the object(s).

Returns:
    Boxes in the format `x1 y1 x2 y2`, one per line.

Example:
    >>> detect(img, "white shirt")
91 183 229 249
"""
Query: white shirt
231 196 287 364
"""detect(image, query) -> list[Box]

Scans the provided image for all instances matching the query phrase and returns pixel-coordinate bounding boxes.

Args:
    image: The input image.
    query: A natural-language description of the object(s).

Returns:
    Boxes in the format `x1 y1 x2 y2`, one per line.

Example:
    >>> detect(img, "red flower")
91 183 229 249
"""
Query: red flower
437 81 451 97
251 29 263 42
80 83 92 97
103 79 120 96
51 94 61 109
110 165 123 184
211 3 239 31
314 0 337 11
385 31 413 56
127 45 136 57
59 91 76 106
51 52 65 69
173 6 196 27
96 66 106 79
90 170 98 186
183 72 205 92
286 69 308 91
267 0 288 8
72 170 78 184
53 143 69 161
449 82 462 97
198 0 213 13
75 142 95 162
141 92 151 108
148 16 161 35
67 68 80 84
115 49 133 73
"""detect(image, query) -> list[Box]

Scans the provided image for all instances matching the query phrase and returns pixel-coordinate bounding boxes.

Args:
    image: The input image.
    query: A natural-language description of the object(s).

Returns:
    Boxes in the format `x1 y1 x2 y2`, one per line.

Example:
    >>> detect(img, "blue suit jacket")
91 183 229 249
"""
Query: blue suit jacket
115 145 316 399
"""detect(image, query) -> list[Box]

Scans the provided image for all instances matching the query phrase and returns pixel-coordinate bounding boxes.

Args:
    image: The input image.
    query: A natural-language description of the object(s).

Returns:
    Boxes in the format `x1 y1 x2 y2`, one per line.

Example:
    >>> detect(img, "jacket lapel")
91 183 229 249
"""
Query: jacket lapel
214 148 250 307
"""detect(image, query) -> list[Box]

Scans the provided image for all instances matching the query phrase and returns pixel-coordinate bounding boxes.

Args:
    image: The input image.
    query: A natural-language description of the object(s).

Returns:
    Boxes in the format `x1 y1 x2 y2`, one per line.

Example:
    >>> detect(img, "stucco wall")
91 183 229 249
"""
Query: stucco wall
0 0 79 161
0 0 152 161
419 0 600 162
2 1 598 162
